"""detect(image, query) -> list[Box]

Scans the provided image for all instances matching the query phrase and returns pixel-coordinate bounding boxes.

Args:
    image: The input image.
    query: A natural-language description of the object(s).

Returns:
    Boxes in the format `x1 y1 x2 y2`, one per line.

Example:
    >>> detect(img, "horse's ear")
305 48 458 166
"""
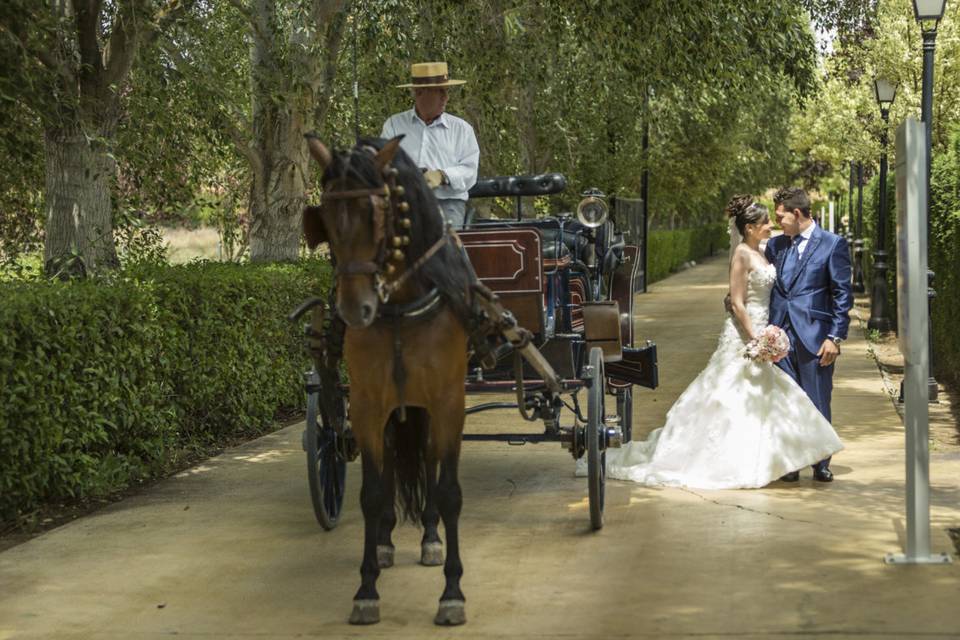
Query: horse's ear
305 133 332 171
303 205 327 249
374 135 404 173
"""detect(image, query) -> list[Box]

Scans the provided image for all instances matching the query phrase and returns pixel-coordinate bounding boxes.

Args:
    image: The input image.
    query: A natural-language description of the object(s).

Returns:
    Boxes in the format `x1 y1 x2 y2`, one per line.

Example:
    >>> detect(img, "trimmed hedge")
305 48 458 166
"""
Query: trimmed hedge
647 223 729 284
0 261 330 523
861 126 960 389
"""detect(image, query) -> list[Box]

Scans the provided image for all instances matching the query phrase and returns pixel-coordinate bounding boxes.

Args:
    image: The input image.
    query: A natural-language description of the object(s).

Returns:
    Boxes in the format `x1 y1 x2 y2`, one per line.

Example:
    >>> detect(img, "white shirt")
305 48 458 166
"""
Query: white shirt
795 221 817 256
381 109 479 202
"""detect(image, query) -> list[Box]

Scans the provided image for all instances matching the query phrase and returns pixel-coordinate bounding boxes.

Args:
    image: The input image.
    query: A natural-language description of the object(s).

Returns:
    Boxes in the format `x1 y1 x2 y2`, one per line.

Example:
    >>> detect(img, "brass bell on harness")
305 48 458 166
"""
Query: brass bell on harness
398 201 410 213
392 237 403 248
391 249 405 261
394 185 405 196
401 236 410 246
385 263 396 275
400 217 412 229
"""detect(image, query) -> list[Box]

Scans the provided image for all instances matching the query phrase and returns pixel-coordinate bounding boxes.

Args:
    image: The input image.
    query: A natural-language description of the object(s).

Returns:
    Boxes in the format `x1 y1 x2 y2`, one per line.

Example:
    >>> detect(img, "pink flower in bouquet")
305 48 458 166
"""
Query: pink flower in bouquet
744 325 791 364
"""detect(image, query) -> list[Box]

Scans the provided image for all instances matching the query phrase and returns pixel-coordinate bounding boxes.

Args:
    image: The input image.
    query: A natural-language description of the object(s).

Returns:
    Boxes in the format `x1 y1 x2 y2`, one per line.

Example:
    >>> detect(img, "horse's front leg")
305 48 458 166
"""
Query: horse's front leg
434 453 465 626
350 451 383 625
420 454 443 566
377 422 397 569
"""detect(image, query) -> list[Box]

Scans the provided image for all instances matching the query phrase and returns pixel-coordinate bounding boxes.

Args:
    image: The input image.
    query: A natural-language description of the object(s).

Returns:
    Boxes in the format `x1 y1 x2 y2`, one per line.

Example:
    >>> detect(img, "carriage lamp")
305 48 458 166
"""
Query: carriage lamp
577 188 608 228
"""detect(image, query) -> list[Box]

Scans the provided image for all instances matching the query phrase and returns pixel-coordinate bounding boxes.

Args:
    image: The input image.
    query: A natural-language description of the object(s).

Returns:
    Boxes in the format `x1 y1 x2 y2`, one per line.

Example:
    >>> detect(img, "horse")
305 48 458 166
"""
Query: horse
301 134 475 626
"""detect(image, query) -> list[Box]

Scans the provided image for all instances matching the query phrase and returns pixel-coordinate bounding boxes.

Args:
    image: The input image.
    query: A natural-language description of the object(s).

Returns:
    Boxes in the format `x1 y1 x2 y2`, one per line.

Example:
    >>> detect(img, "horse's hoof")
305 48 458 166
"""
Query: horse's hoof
349 600 380 625
377 544 395 568
420 541 444 566
434 599 466 626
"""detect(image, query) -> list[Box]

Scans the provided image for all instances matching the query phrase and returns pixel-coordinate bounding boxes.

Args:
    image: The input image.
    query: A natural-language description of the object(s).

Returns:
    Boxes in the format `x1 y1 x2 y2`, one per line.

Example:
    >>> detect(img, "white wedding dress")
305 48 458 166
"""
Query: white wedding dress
603 262 843 489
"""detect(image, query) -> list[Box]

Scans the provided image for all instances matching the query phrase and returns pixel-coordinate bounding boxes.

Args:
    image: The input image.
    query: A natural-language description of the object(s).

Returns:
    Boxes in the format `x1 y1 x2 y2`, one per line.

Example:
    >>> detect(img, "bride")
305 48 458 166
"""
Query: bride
599 196 843 489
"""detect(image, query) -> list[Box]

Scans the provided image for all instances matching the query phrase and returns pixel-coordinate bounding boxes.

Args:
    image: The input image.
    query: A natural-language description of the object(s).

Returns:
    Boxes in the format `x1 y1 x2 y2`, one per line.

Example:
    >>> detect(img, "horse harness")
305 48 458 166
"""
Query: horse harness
319 150 454 420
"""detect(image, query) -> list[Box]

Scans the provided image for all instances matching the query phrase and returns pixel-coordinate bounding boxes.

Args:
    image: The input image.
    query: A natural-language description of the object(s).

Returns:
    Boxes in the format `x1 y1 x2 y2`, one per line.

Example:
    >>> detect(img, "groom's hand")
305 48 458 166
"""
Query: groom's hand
817 339 840 366
723 293 733 314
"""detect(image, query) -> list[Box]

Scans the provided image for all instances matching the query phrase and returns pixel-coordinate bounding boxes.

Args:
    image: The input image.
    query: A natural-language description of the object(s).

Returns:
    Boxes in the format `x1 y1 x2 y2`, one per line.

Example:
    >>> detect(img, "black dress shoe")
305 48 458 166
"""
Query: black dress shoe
780 471 800 482
813 467 834 482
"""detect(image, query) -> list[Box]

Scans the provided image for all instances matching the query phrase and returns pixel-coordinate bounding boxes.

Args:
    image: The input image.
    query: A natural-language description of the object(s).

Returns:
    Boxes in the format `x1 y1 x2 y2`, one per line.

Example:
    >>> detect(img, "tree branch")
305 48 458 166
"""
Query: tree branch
72 0 103 76
102 0 147 89
0 16 69 80
225 0 270 47
312 0 349 128
157 36 261 175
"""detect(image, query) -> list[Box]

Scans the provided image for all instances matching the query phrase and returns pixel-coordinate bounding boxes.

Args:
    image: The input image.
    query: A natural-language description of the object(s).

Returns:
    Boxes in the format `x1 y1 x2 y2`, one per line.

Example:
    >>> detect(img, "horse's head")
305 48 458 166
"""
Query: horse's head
303 135 411 328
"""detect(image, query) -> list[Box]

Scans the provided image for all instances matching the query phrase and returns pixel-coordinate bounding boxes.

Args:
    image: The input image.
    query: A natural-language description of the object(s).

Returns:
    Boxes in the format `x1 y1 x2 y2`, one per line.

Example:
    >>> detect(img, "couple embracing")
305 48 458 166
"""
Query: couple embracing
604 187 852 489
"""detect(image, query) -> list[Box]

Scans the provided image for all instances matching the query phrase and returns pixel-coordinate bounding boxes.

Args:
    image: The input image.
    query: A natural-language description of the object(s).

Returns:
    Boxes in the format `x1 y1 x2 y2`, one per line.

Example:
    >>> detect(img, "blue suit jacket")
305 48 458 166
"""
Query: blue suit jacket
764 225 853 355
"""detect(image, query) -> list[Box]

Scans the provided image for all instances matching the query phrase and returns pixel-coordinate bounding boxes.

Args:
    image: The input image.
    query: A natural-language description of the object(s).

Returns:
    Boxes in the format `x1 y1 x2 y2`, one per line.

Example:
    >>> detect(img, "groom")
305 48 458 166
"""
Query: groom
766 187 853 482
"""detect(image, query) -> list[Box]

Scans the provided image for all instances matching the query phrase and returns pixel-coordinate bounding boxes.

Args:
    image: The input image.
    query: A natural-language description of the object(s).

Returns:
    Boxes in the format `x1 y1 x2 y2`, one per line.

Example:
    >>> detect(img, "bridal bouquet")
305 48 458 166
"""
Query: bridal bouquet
744 325 790 364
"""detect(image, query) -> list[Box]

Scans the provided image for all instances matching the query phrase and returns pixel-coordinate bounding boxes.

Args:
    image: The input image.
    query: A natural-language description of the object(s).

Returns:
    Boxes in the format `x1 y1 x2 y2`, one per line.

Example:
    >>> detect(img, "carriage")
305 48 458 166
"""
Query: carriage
289 170 658 532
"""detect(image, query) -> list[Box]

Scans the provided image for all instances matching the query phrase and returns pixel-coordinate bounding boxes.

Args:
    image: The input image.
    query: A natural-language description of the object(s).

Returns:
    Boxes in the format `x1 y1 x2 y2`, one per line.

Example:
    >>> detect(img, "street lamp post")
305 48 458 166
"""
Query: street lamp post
913 0 946 401
853 162 866 293
869 79 898 333
846 160 855 261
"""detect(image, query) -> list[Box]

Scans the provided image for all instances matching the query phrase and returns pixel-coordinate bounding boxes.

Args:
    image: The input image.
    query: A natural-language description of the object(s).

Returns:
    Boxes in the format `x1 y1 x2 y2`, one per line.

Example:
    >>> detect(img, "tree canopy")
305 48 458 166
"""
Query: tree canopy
1 0 825 268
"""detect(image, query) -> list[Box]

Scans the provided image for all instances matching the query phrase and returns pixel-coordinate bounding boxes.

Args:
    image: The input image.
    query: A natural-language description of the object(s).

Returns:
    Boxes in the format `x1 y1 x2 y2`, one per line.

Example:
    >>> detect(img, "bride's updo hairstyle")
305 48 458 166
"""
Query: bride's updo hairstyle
725 194 767 236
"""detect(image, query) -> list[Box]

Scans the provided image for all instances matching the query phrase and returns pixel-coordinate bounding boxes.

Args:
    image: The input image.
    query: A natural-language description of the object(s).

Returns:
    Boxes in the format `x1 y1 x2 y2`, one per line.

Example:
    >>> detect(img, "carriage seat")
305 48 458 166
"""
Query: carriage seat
539 227 590 261
468 173 567 198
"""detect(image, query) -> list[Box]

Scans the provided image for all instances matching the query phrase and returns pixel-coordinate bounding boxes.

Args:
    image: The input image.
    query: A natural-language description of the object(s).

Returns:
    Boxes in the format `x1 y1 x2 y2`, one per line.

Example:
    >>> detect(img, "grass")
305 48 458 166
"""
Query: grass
162 226 222 264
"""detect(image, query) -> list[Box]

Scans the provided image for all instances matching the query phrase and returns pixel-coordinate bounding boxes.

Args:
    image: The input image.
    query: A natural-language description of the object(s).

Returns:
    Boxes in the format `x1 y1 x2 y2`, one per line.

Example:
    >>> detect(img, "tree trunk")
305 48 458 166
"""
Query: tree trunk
43 123 119 276
248 103 310 263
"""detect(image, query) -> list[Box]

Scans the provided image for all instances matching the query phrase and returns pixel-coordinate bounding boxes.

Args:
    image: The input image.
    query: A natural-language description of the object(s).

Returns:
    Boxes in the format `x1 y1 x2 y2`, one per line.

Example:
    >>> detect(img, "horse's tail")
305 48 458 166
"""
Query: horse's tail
393 410 428 523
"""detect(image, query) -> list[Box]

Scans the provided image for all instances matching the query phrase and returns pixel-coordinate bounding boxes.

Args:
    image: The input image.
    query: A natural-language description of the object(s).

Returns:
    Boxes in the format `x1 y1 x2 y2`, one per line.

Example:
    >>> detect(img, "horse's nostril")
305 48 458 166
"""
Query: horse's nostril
361 304 374 323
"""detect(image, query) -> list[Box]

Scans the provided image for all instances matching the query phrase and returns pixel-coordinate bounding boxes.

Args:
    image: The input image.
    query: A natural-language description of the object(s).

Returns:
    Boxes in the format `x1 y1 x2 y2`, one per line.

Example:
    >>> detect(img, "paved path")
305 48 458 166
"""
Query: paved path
2 256 959 639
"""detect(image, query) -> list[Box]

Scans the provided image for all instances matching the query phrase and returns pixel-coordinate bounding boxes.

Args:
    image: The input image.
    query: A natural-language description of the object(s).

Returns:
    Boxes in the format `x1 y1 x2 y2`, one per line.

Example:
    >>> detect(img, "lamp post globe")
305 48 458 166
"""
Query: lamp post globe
912 0 947 21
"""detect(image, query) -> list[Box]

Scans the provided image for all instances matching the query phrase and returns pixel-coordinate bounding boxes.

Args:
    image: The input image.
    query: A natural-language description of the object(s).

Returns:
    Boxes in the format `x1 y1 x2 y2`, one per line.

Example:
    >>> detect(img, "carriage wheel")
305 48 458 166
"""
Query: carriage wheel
617 387 633 443
586 347 606 530
305 373 347 530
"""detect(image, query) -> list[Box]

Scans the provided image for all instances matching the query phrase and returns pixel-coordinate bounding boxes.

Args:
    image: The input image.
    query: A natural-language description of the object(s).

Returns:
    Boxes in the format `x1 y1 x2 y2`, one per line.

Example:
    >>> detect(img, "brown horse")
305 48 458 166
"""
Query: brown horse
302 135 474 626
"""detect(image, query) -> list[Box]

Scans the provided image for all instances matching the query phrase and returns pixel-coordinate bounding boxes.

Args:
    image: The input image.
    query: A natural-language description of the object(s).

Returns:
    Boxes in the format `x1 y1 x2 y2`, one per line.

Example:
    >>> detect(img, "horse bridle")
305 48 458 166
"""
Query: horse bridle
320 149 451 304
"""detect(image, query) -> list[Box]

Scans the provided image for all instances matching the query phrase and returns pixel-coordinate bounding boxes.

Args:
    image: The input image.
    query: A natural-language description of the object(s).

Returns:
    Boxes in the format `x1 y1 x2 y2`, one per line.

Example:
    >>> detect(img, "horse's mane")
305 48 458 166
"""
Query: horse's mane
322 136 474 320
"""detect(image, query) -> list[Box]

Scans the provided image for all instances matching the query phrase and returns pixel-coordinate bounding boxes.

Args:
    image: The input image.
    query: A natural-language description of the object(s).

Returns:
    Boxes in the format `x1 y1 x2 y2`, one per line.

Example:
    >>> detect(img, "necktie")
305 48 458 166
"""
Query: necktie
780 235 803 285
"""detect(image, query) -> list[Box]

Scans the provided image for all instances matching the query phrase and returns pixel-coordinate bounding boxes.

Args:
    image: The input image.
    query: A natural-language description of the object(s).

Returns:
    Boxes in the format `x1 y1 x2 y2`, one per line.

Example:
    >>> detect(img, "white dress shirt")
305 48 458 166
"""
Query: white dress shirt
795 221 817 256
380 109 480 202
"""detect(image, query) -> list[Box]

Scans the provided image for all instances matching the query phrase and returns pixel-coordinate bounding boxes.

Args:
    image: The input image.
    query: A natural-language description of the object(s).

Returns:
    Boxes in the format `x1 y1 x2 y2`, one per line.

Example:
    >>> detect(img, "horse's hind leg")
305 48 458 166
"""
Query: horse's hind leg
350 452 383 625
377 421 397 569
433 454 465 626
420 454 443 566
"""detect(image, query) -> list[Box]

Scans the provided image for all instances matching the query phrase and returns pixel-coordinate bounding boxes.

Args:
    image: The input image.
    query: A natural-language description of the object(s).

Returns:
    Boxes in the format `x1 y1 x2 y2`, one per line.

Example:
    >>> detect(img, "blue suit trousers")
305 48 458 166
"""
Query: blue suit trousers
776 319 833 471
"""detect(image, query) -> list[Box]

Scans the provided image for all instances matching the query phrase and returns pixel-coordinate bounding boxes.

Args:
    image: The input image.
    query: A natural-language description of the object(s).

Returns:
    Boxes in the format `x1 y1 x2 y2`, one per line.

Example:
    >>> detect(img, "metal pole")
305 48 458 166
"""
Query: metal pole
846 160 855 261
852 162 866 293
884 117 950 566
352 11 359 141
869 109 892 332
640 90 650 294
921 27 939 401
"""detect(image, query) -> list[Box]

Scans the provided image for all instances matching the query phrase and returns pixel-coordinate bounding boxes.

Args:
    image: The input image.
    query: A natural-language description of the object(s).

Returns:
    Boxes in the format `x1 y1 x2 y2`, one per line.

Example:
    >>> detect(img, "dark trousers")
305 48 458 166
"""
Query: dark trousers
775 321 833 471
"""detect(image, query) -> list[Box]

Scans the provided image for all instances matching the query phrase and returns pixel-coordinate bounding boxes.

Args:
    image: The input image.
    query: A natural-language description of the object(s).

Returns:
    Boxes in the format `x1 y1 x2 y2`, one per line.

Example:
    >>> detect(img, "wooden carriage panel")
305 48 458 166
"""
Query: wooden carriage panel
610 244 640 347
608 244 641 389
459 228 545 336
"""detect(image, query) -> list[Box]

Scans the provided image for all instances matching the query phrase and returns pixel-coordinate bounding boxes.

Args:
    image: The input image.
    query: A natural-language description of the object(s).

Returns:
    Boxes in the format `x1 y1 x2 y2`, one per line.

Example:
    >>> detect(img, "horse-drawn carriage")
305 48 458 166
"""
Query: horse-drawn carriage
289 135 657 624
291 164 658 532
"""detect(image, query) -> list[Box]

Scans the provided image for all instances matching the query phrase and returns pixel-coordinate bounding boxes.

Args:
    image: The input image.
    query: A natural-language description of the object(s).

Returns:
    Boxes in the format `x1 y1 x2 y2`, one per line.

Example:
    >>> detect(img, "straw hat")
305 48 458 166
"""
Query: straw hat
396 62 467 88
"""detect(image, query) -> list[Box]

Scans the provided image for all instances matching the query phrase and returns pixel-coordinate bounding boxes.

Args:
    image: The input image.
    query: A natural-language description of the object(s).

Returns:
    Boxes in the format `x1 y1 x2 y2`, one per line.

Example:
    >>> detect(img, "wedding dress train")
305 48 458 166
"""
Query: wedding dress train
603 263 843 489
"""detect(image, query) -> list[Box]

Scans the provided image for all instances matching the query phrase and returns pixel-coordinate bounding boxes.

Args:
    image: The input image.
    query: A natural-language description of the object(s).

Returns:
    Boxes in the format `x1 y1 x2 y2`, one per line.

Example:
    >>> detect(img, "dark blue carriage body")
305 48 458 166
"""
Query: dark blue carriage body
460 174 657 391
